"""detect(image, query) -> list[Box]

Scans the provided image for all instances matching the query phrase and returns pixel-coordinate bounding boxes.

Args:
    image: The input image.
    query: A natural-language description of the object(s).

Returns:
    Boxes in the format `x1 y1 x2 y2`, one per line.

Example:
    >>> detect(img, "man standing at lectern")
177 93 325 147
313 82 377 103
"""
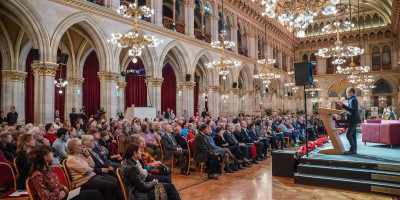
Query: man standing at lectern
338 87 361 155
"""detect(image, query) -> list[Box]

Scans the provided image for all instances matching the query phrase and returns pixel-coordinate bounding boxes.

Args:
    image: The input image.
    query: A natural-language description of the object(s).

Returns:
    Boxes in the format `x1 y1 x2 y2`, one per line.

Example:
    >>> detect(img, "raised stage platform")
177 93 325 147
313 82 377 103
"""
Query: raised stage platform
294 133 400 196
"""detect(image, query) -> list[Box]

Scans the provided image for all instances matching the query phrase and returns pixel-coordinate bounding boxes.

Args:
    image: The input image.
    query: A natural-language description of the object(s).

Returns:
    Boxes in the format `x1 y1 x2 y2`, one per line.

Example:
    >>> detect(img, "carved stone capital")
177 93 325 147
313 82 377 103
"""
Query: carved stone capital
67 77 85 86
97 71 120 82
31 62 59 76
230 88 240 95
1 70 27 83
207 85 220 92
146 77 164 87
180 81 196 90
184 2 196 9
208 15 219 21
117 81 127 90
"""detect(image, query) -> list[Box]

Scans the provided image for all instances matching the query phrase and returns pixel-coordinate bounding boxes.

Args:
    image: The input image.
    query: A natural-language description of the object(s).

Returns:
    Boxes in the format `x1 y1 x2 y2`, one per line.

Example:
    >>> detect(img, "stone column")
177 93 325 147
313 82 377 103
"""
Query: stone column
31 62 58 124
117 81 127 112
317 57 326 75
180 81 196 116
65 77 84 117
151 0 163 26
231 26 238 52
198 89 206 113
207 85 220 117
209 15 219 42
247 34 255 59
229 88 239 115
255 38 259 59
97 71 120 120
242 91 252 115
184 2 195 37
1 70 28 124
106 0 120 10
145 77 163 111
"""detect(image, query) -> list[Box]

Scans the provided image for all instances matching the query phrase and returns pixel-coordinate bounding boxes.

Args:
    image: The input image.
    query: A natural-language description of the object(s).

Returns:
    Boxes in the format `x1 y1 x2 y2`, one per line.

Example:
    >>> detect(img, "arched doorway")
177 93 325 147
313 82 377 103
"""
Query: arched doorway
82 51 100 118
125 58 147 108
161 63 176 113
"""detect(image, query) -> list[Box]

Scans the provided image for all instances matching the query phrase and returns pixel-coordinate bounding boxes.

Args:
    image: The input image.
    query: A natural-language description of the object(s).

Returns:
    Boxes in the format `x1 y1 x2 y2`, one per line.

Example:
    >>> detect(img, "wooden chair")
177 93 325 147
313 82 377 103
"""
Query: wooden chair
25 178 37 200
187 139 204 175
62 160 73 191
13 157 19 178
0 162 29 199
159 141 174 170
116 168 127 200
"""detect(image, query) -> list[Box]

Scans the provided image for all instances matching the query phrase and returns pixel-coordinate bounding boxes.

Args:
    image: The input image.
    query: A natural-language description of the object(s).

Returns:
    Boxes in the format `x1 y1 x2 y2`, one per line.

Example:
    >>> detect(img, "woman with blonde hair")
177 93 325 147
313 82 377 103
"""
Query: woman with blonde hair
66 138 122 200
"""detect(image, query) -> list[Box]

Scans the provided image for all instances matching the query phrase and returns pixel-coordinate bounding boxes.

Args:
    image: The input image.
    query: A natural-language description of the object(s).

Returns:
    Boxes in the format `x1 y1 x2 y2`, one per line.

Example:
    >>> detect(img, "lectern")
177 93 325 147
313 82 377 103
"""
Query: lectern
317 107 346 154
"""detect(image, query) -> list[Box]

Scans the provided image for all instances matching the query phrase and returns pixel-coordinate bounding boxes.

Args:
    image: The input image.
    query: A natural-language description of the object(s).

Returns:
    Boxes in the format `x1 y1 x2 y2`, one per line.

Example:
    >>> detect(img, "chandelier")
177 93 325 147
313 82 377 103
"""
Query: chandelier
305 84 321 97
54 50 68 94
285 71 299 92
221 94 229 102
206 0 241 80
108 0 162 63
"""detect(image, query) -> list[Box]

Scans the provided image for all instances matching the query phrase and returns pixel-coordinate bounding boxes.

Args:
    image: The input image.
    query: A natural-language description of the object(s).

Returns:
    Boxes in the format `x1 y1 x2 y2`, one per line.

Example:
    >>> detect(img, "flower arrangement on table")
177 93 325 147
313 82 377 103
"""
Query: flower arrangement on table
336 128 347 135
298 137 330 156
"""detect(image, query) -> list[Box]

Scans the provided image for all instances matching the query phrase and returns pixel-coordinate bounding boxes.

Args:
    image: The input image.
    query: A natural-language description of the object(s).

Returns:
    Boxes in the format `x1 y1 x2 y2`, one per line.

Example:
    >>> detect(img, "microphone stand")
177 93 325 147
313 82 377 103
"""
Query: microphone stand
304 84 309 157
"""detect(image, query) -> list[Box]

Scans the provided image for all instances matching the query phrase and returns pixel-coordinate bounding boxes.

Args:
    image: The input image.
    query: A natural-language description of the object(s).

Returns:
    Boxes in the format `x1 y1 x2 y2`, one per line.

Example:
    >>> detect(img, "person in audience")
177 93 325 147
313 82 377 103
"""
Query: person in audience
174 126 188 150
186 124 196 153
92 131 121 168
205 126 238 173
278 120 301 146
161 124 190 175
29 145 103 200
194 124 219 179
7 106 18 126
228 124 252 167
63 120 72 130
30 127 50 147
82 135 117 178
15 125 25 132
141 123 161 160
120 143 181 200
0 149 13 166
74 120 85 137
54 110 61 121
266 121 286 150
164 108 171 119
44 123 57 144
52 128 68 163
69 107 79 126
0 110 7 124
213 127 246 169
243 122 265 162
132 135 171 183
66 138 122 200
53 117 63 130
16 133 36 189
0 132 15 164
255 120 273 157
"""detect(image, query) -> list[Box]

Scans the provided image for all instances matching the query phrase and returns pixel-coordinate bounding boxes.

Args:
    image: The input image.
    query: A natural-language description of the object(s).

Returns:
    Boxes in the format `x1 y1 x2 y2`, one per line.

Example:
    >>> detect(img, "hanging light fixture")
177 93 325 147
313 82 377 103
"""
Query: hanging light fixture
317 0 364 65
206 0 241 80
108 0 162 63
54 43 68 94
253 21 279 87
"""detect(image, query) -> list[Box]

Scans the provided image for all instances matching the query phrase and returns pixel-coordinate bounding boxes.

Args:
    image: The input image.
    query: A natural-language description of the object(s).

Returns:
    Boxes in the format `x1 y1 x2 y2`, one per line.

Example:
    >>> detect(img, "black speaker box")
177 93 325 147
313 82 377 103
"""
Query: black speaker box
60 53 69 65
272 150 299 178
31 49 39 60
195 76 200 83
238 83 242 89
185 74 191 82
232 82 237 88
294 62 314 86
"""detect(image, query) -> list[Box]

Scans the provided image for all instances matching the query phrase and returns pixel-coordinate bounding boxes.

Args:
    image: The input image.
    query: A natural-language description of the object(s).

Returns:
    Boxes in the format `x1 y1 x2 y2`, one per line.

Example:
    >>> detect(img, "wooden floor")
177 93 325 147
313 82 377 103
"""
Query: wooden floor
170 158 394 200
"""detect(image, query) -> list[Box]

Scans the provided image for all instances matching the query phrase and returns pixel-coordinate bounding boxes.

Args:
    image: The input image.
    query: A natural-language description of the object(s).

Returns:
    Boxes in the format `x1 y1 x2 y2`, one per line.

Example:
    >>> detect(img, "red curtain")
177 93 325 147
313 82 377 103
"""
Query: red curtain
54 48 66 122
25 50 34 124
125 59 147 109
0 52 2 108
83 51 100 118
161 63 176 112
193 72 199 115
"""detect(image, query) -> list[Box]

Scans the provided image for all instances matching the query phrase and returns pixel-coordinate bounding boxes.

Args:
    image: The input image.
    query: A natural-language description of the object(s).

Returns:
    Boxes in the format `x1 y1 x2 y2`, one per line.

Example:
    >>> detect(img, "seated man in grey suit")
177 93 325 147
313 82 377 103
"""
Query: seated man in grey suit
161 124 190 175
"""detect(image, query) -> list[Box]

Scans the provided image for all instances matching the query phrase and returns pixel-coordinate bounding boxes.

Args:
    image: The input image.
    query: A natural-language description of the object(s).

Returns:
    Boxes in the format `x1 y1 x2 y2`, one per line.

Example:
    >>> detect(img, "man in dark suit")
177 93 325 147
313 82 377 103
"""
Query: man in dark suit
161 124 190 175
69 107 79 126
7 106 18 126
82 135 117 178
164 108 171 119
224 123 252 167
338 87 361 155
193 124 219 179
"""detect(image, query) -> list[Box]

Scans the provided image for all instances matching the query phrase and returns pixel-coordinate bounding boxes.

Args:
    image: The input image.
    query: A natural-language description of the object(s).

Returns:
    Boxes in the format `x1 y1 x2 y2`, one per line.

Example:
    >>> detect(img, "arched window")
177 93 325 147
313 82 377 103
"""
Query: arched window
310 53 317 75
282 53 287 71
372 46 380 70
382 45 391 70
356 90 362 96
302 54 308 62
329 91 338 97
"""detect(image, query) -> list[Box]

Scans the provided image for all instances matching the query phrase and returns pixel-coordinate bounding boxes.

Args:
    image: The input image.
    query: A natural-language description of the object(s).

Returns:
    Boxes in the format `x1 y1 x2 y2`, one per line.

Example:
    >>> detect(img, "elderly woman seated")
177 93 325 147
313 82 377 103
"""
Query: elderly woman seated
66 138 122 200
119 143 181 200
